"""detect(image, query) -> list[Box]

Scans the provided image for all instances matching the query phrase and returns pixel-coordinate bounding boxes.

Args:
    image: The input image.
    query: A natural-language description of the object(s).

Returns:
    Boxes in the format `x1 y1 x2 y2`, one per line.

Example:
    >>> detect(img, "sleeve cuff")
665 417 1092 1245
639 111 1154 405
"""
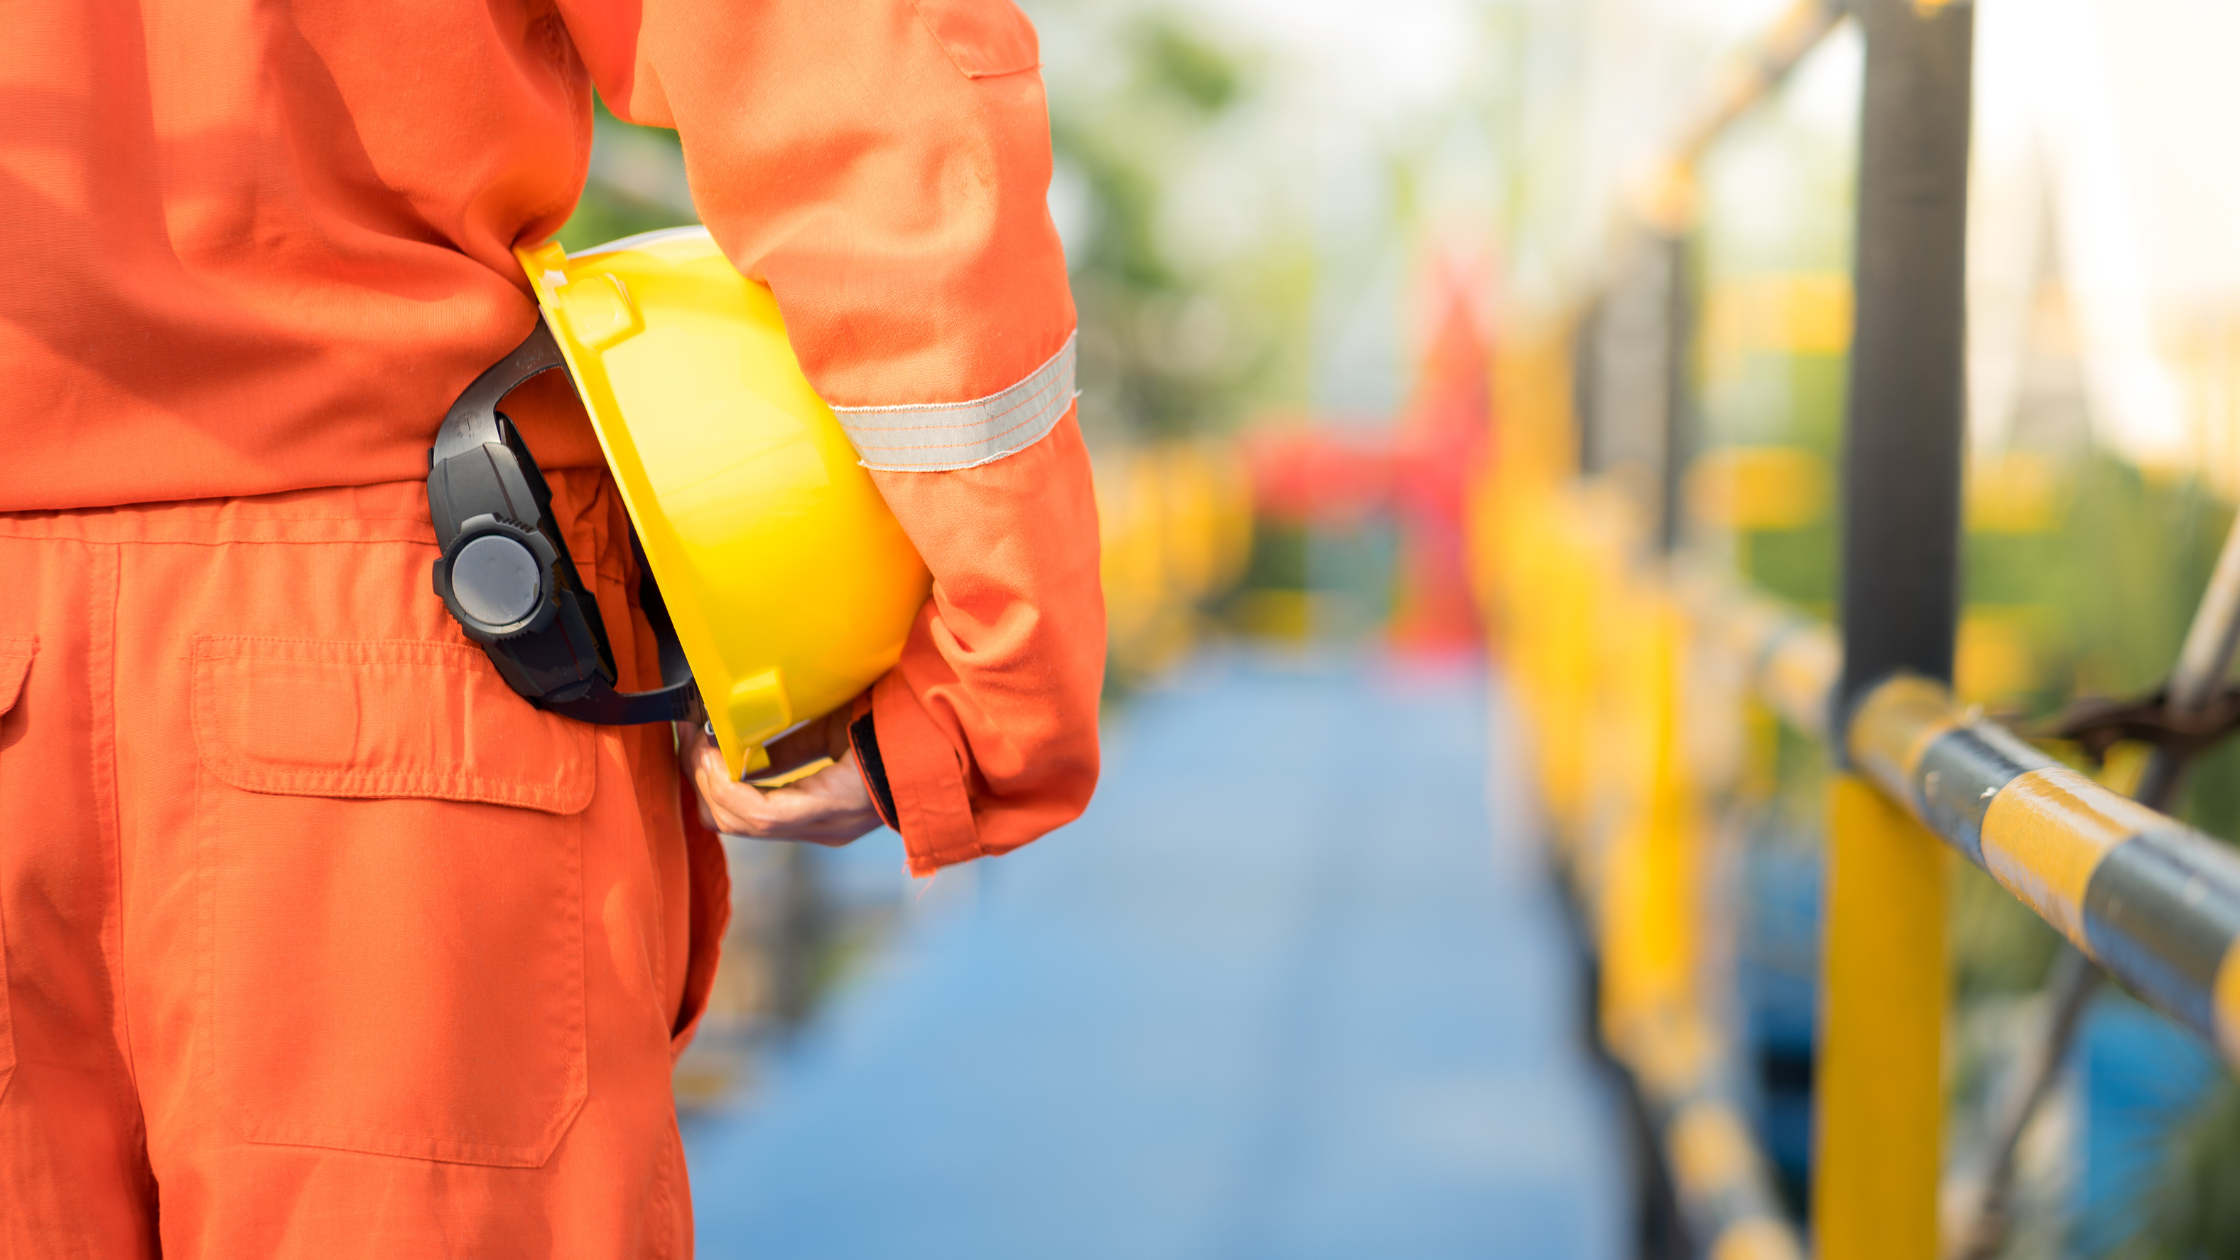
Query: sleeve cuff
867 670 986 876
846 703 900 831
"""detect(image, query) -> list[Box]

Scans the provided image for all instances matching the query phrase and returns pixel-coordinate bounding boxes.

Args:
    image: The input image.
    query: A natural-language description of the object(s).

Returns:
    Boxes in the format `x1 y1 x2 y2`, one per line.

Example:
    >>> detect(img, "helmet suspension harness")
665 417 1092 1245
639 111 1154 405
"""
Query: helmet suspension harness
426 320 699 724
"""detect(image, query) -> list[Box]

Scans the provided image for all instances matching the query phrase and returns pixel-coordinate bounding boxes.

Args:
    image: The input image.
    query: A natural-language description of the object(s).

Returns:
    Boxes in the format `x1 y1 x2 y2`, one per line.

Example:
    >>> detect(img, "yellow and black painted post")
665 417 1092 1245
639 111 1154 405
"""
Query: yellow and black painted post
1815 1 1973 1256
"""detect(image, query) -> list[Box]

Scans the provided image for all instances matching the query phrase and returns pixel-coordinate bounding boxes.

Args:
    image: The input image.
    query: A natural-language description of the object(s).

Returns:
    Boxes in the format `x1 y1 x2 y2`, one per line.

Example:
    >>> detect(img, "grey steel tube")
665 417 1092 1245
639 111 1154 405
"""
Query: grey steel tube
1951 508 2240 1259
1833 0 1972 733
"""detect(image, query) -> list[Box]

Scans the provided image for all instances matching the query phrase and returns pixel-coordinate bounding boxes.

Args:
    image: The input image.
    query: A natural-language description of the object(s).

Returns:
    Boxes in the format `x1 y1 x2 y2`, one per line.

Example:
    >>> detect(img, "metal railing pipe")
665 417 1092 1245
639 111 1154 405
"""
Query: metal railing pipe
1950 506 2240 1257
1849 675 2240 1065
1684 573 1840 742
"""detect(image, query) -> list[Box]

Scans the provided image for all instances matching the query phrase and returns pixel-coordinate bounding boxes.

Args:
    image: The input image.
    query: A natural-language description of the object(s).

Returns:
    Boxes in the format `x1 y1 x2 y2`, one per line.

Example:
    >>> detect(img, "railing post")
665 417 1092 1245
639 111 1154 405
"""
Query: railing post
1815 2 1972 1257
1655 232 1693 555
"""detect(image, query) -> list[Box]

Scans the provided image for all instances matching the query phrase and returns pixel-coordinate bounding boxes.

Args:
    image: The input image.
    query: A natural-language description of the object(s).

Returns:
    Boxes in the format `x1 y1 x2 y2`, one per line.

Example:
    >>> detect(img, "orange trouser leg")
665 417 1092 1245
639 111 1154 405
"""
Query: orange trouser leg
0 534 159 1257
0 476 723 1258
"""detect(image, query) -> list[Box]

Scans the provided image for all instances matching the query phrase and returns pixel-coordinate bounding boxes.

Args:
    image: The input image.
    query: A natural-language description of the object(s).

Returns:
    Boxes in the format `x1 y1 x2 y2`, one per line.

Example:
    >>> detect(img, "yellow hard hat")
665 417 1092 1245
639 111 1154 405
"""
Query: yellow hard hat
427 226 929 781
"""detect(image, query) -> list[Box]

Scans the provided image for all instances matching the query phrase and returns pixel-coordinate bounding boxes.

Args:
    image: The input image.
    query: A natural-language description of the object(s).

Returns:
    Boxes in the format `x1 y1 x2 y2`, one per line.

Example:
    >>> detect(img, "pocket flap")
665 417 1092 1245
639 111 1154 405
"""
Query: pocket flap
192 637 595 814
0 636 34 717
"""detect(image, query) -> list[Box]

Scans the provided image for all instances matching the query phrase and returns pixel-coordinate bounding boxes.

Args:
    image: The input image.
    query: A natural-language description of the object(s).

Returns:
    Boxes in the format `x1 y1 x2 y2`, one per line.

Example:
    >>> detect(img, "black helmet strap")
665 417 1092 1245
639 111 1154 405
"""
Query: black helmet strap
426 320 699 725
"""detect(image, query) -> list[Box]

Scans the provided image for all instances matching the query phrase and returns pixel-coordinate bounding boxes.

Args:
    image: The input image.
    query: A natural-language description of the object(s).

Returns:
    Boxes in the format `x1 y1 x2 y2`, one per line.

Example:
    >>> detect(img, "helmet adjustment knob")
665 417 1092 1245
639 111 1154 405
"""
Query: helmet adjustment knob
433 514 561 642
451 533 545 628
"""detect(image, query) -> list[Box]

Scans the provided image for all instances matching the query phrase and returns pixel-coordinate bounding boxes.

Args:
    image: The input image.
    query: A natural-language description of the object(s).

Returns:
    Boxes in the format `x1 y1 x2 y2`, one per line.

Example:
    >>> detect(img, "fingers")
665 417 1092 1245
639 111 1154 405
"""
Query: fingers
673 705 882 844
687 739 882 845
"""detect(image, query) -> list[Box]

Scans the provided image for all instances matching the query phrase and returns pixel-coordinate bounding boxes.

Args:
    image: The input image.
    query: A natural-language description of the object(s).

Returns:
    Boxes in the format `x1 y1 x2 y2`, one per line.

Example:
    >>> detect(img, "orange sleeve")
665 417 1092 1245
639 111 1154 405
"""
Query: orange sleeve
557 0 1102 873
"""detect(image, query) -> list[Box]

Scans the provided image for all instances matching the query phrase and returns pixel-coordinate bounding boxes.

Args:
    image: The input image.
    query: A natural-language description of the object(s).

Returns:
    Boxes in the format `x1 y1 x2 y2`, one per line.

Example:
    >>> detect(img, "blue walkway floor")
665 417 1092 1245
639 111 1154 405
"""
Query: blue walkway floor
684 659 1628 1259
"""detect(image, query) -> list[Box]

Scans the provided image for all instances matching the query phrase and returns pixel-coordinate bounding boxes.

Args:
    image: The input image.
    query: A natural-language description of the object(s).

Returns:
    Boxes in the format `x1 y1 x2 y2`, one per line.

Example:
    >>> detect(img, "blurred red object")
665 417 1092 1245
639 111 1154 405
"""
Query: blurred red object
1244 424 1397 528
1243 257 1493 657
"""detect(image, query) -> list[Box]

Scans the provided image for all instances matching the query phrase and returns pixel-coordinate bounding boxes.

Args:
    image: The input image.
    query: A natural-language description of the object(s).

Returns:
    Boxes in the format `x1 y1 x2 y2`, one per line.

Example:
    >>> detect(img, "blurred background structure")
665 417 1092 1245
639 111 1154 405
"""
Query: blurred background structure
567 0 2240 1255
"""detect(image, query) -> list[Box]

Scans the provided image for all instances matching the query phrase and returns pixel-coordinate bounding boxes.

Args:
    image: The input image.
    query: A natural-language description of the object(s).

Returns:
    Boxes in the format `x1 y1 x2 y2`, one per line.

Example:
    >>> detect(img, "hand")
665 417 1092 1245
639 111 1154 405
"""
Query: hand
678 710 885 845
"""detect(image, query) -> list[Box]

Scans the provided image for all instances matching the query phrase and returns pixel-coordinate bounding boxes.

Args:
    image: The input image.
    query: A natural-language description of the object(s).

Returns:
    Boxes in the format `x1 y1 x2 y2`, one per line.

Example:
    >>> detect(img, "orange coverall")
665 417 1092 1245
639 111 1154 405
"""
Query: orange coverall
0 0 1102 1253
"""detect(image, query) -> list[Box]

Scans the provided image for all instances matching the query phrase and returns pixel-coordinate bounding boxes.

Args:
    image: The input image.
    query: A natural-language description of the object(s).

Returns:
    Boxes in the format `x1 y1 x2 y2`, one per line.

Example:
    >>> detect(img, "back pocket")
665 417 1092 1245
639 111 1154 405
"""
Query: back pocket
191 636 595 1166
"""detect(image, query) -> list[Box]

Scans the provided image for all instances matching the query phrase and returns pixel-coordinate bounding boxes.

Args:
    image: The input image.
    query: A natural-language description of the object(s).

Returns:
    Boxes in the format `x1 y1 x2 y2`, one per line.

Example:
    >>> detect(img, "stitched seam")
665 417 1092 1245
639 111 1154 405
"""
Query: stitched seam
88 545 150 1139
238 1123 550 1166
198 770 573 811
189 638 596 814
194 636 469 653
0 519 435 543
0 536 436 551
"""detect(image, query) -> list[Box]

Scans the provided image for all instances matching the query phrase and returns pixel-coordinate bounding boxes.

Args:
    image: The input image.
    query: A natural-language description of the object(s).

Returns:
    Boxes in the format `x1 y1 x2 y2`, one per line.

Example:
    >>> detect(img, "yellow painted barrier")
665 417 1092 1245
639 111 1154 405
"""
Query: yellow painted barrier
1814 774 1947 1260
1483 324 1804 1258
1599 588 1700 1041
1097 441 1254 678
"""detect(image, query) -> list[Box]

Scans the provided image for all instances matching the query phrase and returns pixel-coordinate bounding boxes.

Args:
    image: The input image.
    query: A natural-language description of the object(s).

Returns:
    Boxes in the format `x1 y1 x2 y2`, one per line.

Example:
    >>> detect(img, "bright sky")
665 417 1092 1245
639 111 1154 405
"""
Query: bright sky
1169 0 2240 481
1969 0 2240 478
1035 0 1816 414
1032 0 2240 478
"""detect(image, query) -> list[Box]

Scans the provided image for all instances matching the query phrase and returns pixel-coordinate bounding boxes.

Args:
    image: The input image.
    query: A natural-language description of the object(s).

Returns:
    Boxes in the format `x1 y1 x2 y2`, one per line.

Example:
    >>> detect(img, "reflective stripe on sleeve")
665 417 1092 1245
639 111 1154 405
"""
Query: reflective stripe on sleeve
832 333 1078 472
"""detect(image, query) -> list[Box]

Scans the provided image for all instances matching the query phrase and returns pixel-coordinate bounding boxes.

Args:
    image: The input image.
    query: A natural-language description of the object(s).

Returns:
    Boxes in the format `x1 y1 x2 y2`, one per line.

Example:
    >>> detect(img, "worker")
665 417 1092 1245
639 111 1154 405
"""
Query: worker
0 0 1103 1254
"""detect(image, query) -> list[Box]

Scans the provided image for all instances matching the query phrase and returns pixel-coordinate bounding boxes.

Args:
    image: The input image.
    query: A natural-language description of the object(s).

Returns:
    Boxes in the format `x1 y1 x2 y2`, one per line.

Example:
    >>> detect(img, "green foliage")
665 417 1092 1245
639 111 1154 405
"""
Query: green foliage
1744 520 1835 611
2052 457 2231 701
1949 861 2062 1000
2027 455 2240 840
1238 522 1310 593
556 187 682 255
1043 7 1312 442
2179 738 2240 847
2102 1076 2240 1260
1714 355 1846 610
558 102 693 253
1133 18 1239 115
